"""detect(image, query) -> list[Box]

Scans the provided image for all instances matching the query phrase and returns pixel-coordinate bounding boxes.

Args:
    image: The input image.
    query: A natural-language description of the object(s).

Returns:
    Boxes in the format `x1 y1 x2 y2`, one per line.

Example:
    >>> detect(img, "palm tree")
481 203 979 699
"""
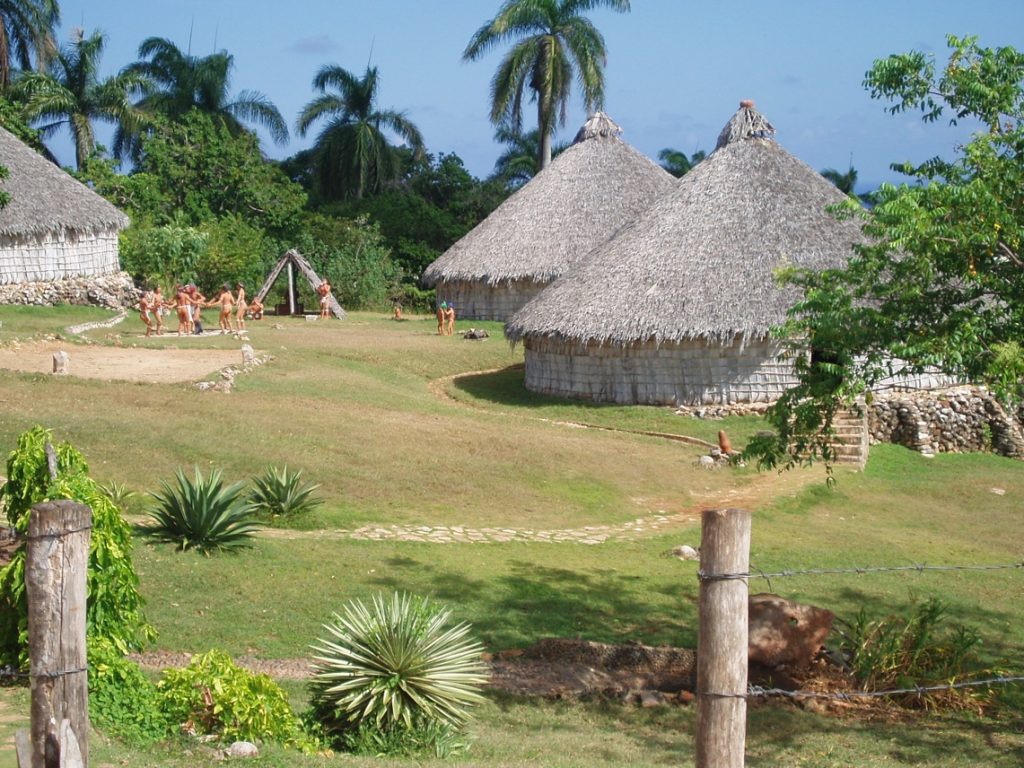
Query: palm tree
296 64 424 200
0 0 59 90
117 36 287 159
657 147 705 178
13 28 148 168
464 0 630 172
820 164 858 196
492 121 566 186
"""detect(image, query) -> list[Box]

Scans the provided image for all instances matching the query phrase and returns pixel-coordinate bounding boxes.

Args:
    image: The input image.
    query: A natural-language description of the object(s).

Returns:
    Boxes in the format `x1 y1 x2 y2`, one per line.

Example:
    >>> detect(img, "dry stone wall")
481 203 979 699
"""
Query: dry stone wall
868 386 1024 459
0 271 139 310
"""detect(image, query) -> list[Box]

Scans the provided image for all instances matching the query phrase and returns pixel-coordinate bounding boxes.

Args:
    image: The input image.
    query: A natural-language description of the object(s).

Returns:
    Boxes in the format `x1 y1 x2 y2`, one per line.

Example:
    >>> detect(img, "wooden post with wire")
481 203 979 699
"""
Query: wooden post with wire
24 499 91 768
696 508 751 768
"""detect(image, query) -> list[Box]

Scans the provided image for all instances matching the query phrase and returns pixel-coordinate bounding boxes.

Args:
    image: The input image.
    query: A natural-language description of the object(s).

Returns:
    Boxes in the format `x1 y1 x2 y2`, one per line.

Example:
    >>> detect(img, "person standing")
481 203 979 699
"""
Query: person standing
234 283 247 331
318 279 332 320
437 301 447 335
444 302 456 336
138 288 155 337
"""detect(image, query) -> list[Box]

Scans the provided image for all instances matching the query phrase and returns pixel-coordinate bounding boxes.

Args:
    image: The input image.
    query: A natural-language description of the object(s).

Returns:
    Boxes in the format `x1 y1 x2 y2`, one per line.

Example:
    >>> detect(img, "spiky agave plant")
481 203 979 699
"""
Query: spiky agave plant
248 465 322 520
309 593 488 747
143 467 260 553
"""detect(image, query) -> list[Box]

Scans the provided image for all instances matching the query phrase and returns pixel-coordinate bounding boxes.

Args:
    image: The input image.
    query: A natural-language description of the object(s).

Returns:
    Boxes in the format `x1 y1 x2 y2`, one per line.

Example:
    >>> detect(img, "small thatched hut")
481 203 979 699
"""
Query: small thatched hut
506 102 867 406
421 113 675 321
0 126 129 285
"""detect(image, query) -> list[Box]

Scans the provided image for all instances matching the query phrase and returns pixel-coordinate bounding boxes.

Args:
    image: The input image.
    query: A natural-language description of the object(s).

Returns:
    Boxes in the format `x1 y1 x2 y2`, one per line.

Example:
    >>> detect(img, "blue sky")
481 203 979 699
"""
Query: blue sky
52 0 1024 192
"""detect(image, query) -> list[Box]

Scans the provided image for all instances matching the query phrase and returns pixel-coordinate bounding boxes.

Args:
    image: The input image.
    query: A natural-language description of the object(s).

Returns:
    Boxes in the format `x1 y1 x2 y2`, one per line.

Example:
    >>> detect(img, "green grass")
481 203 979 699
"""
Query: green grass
0 304 115 344
0 308 1022 766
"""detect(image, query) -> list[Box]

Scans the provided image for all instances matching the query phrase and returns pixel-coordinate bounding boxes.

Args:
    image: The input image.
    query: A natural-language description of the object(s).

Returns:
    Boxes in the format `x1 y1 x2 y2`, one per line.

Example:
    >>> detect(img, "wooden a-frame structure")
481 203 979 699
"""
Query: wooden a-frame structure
254 248 346 319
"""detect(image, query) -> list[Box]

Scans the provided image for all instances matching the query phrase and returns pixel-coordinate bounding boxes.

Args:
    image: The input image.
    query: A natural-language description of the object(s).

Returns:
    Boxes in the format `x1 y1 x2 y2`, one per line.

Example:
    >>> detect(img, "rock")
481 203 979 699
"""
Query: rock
52 351 69 375
241 344 255 364
225 741 259 758
698 455 716 469
638 690 663 708
748 593 834 669
668 544 700 561
718 430 732 454
463 328 489 340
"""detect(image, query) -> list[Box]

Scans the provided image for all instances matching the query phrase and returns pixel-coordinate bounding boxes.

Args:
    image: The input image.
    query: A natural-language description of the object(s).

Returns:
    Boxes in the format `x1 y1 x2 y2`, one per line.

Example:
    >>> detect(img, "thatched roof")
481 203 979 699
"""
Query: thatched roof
421 113 675 287
506 102 866 347
0 127 129 237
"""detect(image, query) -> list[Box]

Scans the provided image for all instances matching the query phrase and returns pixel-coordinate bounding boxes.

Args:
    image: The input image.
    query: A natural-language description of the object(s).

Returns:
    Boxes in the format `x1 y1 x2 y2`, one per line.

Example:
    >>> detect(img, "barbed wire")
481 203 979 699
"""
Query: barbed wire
698 561 1024 585
698 674 1024 701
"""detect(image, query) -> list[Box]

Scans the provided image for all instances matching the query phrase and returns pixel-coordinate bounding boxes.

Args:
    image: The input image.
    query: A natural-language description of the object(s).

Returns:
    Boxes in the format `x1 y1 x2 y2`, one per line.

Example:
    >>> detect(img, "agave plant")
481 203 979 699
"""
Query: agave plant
248 465 322 520
100 480 137 513
143 467 260 553
309 593 488 744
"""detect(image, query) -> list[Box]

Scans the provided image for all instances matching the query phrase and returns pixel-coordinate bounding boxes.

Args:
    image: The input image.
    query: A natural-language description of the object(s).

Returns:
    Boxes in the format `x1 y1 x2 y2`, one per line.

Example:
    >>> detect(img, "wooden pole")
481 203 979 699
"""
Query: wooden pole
26 500 91 768
287 261 296 315
696 508 751 768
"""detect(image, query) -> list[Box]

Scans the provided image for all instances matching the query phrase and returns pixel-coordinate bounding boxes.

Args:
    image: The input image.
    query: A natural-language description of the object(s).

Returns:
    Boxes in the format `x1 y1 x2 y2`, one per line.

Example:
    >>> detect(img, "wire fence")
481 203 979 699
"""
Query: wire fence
699 675 1024 701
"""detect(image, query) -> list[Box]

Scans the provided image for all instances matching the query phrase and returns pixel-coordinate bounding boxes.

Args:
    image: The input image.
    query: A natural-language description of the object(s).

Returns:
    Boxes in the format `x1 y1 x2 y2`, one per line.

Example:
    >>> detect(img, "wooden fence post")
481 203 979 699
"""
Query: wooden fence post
696 508 751 768
26 500 91 768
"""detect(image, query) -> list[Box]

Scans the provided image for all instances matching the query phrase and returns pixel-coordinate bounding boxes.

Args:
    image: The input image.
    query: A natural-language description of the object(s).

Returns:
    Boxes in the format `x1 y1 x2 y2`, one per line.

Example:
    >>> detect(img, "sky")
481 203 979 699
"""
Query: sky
49 0 1024 193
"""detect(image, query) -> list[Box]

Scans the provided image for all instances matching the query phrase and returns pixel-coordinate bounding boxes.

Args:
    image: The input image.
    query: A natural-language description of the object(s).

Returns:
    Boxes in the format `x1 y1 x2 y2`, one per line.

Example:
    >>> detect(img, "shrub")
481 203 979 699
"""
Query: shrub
838 597 990 709
248 466 323 522
308 593 488 753
157 649 315 750
0 427 154 668
143 467 261 553
89 638 171 745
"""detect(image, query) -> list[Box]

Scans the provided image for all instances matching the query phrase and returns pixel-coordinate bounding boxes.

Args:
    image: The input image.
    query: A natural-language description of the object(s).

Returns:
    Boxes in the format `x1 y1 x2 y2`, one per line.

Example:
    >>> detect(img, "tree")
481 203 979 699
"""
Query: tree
296 64 424 200
116 36 287 159
492 121 567 185
820 163 858 196
463 0 630 172
747 35 1024 472
657 147 705 178
0 0 58 90
12 28 147 168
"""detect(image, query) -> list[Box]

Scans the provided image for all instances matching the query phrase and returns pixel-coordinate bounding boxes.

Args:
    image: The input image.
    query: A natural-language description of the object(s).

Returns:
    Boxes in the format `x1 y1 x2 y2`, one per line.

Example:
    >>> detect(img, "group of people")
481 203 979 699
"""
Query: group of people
138 283 264 337
436 301 456 336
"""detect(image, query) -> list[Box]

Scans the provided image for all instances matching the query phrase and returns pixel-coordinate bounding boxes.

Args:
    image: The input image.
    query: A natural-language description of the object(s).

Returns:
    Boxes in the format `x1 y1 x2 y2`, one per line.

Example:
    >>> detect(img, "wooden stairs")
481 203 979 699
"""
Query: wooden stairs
829 407 869 469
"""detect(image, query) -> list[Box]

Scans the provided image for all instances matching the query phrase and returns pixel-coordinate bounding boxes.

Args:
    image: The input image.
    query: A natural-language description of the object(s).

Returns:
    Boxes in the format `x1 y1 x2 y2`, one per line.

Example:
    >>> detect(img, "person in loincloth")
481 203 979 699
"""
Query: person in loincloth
437 301 446 335
248 296 264 320
173 284 191 336
234 282 247 331
317 279 332 319
138 288 155 337
188 284 207 334
444 301 456 336
212 284 235 334
151 285 167 335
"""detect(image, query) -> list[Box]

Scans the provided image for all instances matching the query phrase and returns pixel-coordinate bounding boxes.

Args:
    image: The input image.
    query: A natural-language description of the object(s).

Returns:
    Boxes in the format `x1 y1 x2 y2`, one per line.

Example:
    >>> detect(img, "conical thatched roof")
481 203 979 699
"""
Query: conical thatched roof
0 127 129 237
506 102 866 346
421 113 675 287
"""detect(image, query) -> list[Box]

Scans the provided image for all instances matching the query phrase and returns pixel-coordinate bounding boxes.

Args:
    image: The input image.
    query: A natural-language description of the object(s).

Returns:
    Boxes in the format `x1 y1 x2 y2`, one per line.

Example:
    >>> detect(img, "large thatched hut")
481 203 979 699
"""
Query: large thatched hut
0 126 128 285
421 113 675 321
506 102 867 406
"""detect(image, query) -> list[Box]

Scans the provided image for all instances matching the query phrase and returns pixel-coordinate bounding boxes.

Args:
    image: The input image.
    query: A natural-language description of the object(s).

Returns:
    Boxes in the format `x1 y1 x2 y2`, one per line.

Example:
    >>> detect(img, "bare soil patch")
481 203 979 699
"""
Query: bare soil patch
0 340 244 384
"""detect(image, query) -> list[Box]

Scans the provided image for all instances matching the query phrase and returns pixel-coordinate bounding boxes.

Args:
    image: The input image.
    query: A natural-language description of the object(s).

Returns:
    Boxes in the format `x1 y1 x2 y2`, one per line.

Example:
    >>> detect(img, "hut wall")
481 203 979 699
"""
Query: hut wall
523 336 797 405
435 278 547 322
0 226 121 285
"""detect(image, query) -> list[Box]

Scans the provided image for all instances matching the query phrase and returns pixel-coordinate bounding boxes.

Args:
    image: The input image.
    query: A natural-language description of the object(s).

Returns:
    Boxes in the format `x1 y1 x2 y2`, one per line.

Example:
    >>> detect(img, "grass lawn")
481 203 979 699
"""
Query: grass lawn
0 307 1022 767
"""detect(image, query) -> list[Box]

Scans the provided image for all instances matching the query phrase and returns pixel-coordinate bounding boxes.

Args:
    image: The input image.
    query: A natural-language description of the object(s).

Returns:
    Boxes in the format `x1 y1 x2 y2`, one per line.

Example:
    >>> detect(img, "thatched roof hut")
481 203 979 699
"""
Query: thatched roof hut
505 102 867 406
0 126 129 285
421 113 675 320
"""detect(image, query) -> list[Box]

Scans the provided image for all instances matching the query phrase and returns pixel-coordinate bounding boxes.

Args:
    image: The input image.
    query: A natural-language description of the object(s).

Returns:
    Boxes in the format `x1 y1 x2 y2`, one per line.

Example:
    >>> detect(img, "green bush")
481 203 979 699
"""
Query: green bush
308 593 488 753
248 466 323 522
157 649 315 750
89 638 171 745
0 427 154 668
143 467 261 553
838 597 989 709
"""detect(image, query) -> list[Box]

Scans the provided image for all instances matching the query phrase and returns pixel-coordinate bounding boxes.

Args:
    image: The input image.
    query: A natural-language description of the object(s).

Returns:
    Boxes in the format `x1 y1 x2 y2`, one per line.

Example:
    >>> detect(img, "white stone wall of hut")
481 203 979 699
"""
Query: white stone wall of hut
0 227 120 284
435 278 548 321
522 336 798 405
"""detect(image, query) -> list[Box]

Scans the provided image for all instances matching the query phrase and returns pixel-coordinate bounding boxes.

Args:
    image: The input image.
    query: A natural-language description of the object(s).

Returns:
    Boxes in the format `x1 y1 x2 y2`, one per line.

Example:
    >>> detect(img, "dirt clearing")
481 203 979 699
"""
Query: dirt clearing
0 340 245 384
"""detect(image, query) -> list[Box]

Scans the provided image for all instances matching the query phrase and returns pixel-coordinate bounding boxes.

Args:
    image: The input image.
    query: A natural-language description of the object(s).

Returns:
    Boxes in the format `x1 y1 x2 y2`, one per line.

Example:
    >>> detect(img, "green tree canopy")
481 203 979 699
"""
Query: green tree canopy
0 0 59 90
116 36 287 160
12 28 147 168
657 147 705 178
748 34 1024 471
296 63 424 200
464 0 630 171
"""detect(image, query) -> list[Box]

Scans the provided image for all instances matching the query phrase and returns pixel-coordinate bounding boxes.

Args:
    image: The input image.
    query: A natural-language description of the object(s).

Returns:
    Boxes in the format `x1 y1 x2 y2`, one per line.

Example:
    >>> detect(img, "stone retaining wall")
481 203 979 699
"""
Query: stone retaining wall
868 386 1024 458
0 272 140 311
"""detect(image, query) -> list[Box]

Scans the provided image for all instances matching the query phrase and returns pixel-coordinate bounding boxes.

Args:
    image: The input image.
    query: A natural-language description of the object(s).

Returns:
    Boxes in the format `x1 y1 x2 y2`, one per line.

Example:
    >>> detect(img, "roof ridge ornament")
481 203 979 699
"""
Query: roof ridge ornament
573 111 623 144
715 99 776 149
